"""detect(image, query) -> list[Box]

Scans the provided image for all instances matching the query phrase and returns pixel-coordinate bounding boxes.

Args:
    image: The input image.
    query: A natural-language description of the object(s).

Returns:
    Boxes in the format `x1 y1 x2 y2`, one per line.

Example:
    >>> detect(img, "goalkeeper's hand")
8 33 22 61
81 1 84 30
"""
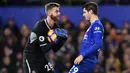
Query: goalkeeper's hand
54 28 68 40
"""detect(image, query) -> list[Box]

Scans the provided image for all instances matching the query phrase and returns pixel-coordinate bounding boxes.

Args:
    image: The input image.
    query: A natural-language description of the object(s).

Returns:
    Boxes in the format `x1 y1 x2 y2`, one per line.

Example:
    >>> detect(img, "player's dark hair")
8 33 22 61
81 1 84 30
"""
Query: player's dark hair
83 2 98 15
45 2 60 14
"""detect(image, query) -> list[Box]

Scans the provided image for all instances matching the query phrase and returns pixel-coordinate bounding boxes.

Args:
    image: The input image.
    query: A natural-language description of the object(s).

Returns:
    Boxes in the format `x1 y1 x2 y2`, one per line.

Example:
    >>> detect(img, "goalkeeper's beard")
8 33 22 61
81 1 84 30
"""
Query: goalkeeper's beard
50 15 59 23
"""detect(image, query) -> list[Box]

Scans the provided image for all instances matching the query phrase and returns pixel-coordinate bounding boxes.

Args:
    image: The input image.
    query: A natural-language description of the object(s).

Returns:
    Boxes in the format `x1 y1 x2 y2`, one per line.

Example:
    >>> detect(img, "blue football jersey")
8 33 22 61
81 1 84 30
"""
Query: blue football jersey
79 20 104 69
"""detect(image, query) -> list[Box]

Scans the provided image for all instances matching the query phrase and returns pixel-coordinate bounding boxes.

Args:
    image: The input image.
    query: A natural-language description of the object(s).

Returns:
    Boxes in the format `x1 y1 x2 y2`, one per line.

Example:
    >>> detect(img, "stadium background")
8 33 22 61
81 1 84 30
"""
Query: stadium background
0 0 130 73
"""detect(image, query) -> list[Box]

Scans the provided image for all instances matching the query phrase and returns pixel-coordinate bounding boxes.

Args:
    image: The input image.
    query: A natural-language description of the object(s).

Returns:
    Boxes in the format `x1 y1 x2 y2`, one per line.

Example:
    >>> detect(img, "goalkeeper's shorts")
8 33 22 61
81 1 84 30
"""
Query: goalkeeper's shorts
23 54 54 73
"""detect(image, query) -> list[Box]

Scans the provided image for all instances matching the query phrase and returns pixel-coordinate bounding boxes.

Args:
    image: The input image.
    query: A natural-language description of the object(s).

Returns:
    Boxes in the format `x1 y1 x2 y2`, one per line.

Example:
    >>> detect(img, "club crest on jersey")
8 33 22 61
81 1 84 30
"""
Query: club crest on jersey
39 36 45 42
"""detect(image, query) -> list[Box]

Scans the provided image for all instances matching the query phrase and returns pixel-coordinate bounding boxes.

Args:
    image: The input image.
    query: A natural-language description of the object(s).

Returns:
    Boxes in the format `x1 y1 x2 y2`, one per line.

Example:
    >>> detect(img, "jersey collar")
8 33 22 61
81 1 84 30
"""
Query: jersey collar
44 19 51 30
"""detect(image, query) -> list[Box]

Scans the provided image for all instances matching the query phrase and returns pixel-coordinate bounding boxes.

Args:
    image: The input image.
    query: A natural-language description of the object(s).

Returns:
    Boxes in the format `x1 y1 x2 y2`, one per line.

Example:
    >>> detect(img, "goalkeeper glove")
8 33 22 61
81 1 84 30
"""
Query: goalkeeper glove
47 28 67 43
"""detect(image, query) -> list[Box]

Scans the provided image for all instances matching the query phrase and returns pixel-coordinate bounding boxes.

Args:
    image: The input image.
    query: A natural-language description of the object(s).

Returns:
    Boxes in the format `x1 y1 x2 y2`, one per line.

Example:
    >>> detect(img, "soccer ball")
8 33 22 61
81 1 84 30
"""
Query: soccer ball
47 29 57 43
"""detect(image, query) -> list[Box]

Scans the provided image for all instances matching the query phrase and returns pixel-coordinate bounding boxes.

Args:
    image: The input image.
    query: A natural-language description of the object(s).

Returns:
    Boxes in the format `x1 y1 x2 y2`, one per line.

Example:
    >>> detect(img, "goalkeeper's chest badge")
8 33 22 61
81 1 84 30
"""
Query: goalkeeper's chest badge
39 36 45 42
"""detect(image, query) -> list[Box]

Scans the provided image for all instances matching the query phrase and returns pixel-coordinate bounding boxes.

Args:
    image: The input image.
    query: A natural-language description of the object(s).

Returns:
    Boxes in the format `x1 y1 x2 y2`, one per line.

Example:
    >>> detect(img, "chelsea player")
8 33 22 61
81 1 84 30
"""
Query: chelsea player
69 2 104 73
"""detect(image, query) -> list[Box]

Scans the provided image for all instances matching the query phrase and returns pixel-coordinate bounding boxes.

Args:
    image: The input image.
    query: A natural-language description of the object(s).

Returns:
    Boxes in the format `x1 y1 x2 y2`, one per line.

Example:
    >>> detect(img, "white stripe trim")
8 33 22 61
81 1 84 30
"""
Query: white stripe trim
44 19 51 29
26 59 31 73
40 43 47 46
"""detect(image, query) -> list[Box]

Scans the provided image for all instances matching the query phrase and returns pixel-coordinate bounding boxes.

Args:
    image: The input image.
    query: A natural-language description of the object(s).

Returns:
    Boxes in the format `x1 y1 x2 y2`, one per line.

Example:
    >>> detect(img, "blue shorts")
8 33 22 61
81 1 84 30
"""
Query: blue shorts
68 65 93 73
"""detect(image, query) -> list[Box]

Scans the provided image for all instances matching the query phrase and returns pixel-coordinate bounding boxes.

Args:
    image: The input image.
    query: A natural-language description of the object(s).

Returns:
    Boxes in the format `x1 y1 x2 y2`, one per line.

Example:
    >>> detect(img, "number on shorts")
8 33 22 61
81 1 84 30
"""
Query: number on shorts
44 62 54 71
69 65 79 73
73 67 78 73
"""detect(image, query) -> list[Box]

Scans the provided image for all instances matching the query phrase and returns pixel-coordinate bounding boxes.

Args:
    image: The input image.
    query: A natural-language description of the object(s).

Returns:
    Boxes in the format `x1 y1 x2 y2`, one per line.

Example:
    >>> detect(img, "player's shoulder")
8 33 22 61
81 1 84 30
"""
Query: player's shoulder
33 20 46 29
91 20 104 32
29 20 46 44
93 20 102 26
92 20 103 28
31 20 47 33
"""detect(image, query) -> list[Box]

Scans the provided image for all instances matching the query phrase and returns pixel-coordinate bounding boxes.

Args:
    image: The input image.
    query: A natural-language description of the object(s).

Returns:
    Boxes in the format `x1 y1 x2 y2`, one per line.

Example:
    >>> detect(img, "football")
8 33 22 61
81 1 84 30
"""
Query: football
47 29 57 43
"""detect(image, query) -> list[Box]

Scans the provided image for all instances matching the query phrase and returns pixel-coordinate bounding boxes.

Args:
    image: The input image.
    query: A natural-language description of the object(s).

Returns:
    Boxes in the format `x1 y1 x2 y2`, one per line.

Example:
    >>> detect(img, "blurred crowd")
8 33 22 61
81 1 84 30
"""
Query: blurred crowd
0 15 130 73
0 0 130 6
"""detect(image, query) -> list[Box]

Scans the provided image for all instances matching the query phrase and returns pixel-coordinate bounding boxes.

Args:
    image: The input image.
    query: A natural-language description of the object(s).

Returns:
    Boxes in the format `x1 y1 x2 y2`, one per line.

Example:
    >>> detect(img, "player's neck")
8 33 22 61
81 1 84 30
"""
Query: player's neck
46 17 54 28
90 14 99 24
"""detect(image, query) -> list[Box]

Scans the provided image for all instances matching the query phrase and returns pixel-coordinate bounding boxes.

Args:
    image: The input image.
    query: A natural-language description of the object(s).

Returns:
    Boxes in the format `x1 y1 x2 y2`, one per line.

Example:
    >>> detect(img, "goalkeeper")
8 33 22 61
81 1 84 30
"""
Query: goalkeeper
23 2 67 73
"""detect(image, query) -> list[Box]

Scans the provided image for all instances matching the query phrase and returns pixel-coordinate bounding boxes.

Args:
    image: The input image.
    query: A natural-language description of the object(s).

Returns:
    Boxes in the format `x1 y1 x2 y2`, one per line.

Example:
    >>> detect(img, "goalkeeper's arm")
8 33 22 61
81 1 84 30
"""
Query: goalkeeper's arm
52 36 67 52
41 36 67 53
50 28 68 52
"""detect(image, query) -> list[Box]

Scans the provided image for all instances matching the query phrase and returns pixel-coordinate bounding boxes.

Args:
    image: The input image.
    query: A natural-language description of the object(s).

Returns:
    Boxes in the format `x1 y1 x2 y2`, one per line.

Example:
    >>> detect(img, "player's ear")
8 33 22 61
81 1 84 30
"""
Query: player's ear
47 10 52 16
89 10 93 14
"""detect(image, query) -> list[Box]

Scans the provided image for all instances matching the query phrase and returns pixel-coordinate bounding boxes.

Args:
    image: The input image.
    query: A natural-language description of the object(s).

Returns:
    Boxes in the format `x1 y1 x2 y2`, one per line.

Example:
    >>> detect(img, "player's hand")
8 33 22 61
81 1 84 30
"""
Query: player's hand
74 55 83 65
54 28 68 40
